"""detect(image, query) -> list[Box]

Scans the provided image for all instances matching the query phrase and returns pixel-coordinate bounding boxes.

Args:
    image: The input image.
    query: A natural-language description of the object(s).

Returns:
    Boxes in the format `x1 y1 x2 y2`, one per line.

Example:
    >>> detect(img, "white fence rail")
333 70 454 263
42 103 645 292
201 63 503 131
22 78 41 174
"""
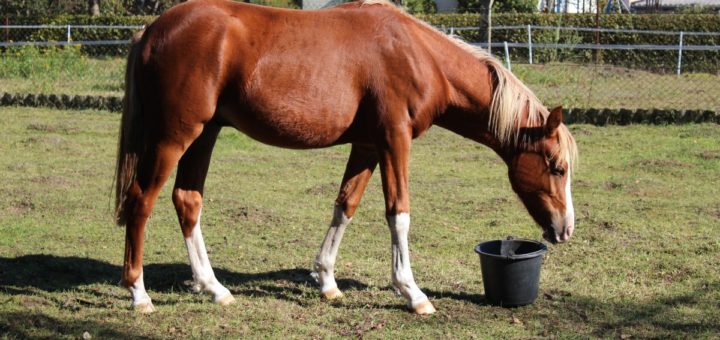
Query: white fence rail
0 24 144 48
443 25 720 75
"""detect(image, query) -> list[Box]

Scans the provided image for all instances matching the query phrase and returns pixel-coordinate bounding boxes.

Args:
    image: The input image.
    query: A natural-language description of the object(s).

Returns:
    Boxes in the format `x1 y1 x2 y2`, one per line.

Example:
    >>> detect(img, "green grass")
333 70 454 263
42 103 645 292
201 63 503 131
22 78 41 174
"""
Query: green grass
0 47 125 97
513 63 720 111
0 107 718 338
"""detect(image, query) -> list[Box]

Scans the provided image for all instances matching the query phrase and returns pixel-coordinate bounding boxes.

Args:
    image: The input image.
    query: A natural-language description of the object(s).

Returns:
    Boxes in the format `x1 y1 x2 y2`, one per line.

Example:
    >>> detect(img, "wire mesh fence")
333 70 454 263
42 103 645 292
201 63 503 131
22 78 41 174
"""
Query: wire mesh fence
448 25 720 73
448 25 719 111
0 24 718 111
1 24 142 56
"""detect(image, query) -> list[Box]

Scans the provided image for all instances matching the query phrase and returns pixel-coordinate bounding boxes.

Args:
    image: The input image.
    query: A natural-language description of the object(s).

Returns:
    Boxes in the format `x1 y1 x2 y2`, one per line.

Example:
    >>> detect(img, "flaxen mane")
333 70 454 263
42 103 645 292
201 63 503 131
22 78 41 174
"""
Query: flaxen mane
360 0 577 169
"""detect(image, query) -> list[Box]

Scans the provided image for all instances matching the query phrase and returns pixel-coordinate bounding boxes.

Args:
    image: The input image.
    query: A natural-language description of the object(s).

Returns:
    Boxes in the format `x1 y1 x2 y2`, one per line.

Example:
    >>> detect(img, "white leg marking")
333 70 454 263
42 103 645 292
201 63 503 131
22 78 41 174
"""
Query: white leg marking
387 213 430 310
184 210 233 304
563 172 575 241
129 272 154 312
312 206 351 296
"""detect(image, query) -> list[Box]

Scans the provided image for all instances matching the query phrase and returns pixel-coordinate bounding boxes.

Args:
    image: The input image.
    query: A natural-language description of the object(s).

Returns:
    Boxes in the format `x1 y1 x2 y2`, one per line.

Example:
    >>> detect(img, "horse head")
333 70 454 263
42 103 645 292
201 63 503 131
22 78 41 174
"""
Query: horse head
506 106 577 244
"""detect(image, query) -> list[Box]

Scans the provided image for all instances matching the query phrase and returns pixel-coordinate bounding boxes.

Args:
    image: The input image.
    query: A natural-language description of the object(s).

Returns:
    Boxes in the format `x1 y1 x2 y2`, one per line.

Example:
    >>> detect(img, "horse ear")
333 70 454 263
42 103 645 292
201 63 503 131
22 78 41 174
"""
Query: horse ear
545 106 563 135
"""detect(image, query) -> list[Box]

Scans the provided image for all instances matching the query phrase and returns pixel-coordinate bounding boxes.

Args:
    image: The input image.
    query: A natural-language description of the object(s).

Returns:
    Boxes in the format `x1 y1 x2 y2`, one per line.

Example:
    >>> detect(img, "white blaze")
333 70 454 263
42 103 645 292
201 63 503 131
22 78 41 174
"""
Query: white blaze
563 171 575 240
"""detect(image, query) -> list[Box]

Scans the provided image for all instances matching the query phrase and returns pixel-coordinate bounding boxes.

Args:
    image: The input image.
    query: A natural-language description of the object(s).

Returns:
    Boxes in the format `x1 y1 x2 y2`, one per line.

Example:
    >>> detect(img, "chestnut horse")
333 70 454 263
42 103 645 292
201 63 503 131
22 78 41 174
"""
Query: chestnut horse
115 0 577 314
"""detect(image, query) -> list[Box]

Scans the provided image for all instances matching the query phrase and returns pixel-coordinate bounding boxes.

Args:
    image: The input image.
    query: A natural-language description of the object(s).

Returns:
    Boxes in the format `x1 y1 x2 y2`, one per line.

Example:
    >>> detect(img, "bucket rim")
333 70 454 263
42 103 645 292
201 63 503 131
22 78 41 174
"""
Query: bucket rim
474 239 548 260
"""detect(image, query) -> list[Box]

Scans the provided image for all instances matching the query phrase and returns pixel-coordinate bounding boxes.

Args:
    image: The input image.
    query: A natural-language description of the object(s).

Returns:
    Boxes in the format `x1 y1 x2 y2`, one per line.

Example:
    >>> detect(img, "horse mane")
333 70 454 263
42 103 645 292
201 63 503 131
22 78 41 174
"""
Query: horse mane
358 0 577 169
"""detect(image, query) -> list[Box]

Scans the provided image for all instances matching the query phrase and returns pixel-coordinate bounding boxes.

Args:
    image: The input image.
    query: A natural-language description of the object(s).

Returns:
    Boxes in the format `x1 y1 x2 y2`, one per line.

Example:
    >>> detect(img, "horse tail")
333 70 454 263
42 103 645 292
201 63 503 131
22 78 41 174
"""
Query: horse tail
114 30 145 226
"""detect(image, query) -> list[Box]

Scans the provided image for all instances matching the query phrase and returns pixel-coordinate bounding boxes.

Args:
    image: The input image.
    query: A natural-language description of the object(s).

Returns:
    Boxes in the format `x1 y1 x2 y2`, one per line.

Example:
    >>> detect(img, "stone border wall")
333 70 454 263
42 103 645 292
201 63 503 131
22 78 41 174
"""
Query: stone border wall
1 92 122 113
1 92 718 125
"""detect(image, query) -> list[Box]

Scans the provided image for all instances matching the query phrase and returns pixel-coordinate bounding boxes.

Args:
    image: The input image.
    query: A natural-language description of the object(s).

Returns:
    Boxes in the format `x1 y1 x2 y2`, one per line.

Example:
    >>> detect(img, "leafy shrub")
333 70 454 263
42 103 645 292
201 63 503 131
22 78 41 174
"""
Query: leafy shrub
417 13 720 72
457 0 537 14
0 0 299 16
495 0 537 13
404 0 438 14
0 45 86 80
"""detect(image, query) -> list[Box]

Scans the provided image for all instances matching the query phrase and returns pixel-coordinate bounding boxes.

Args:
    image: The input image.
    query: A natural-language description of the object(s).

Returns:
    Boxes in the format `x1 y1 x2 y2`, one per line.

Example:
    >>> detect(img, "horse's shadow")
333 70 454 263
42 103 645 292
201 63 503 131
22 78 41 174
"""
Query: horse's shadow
0 254 363 304
0 254 486 308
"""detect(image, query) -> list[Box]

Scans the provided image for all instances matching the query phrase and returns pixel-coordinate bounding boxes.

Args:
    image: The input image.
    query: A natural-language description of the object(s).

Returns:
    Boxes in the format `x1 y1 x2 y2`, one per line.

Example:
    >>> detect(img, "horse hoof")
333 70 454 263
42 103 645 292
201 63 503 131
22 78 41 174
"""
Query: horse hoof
217 294 236 306
411 300 436 315
134 302 156 314
321 287 344 300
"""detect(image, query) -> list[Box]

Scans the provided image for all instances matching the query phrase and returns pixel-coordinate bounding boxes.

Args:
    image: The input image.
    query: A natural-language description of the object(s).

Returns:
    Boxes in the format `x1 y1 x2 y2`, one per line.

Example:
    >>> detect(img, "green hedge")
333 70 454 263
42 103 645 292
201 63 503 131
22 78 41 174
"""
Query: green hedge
416 13 720 73
3 15 153 56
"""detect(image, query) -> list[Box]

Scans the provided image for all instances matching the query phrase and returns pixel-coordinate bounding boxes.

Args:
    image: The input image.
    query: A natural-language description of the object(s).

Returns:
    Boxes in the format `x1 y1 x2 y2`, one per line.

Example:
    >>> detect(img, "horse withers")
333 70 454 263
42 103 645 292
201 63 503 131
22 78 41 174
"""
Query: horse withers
114 0 577 314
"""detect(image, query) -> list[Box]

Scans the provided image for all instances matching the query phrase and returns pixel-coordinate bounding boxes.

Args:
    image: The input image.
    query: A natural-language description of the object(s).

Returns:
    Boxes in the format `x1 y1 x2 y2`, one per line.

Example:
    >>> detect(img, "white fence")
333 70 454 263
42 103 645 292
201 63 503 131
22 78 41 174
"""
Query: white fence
0 25 143 52
443 25 720 74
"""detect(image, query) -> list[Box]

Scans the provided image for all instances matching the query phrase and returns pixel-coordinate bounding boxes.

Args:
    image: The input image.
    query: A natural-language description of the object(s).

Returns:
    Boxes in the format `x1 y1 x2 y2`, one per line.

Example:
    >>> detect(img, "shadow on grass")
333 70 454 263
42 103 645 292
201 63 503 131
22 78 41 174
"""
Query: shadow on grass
0 311 159 340
2 255 718 337
0 254 367 304
527 283 720 338
426 289 487 306
574 283 720 338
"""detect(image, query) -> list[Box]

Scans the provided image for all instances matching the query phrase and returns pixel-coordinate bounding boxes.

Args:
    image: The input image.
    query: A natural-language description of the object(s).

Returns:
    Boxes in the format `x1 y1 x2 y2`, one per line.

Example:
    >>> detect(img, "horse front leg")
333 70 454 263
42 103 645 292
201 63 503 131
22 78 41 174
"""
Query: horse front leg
312 144 378 300
377 129 436 315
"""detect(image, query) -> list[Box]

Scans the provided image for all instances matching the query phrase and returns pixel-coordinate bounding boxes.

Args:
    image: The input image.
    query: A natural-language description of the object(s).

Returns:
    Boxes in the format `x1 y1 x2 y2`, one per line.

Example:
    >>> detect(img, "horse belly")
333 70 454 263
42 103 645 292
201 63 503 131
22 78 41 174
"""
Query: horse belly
216 101 358 149
216 13 372 148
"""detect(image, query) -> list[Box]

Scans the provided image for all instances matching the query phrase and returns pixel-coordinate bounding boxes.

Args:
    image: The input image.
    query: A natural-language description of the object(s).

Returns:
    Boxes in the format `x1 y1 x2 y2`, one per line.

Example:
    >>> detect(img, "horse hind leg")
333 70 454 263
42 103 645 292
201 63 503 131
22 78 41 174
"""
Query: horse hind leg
312 144 377 300
172 122 234 305
121 139 190 313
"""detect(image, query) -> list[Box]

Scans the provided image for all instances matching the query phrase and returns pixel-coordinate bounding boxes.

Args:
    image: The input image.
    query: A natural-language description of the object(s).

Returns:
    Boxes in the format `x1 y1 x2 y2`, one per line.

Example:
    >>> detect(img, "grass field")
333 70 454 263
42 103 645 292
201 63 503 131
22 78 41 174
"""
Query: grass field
513 63 720 111
1 53 719 111
0 107 718 338
0 51 124 97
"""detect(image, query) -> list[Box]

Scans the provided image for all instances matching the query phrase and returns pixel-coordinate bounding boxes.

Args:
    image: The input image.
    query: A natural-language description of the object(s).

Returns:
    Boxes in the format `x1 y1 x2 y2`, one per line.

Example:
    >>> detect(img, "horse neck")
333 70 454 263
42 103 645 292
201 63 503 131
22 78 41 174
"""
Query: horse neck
431 42 547 164
433 55 510 160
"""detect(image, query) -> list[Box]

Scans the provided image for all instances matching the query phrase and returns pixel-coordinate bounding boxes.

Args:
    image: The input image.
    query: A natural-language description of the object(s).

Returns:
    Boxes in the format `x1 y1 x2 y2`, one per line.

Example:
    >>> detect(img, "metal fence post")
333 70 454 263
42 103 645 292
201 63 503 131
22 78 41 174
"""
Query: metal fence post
527 25 533 64
504 41 511 71
676 31 684 76
67 25 71 43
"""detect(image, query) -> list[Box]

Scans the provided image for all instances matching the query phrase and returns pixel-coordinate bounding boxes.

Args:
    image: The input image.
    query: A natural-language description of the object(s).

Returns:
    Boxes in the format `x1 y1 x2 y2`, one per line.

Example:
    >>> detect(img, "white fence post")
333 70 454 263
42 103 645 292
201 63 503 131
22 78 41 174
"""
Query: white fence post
504 41 511 71
527 25 533 64
66 25 71 43
676 31 684 76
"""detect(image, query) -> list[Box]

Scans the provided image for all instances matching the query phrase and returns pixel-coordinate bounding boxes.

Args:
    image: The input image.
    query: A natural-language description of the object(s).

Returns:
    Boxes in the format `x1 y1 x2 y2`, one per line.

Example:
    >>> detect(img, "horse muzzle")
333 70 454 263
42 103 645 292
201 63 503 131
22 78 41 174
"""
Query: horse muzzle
543 222 574 244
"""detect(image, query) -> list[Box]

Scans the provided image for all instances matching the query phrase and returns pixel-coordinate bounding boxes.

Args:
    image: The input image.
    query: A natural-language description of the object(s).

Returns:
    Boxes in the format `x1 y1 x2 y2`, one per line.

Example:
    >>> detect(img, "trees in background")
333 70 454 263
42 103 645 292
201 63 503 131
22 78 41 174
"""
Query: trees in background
458 0 536 13
1 0 184 16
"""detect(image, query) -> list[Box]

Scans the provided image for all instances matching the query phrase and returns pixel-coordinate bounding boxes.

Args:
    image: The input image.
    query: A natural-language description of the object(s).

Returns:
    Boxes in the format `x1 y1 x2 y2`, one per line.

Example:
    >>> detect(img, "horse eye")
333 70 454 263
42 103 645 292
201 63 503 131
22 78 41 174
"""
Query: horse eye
550 165 565 176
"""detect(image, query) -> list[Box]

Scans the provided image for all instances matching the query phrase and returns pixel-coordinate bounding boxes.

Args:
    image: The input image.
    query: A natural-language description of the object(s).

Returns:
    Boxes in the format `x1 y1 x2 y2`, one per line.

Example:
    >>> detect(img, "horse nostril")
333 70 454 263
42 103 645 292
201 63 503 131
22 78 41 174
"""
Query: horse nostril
556 225 573 242
543 230 558 244
562 224 575 241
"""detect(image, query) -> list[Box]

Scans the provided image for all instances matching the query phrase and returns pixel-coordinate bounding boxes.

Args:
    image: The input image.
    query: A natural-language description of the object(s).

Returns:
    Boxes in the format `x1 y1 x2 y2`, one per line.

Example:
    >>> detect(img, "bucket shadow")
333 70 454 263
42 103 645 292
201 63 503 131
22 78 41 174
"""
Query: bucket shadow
425 289 488 306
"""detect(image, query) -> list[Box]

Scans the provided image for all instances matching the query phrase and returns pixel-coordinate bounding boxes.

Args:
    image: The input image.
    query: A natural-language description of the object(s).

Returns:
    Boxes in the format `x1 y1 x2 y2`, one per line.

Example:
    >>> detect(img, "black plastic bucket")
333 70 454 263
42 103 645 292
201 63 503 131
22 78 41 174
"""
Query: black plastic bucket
475 239 548 307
